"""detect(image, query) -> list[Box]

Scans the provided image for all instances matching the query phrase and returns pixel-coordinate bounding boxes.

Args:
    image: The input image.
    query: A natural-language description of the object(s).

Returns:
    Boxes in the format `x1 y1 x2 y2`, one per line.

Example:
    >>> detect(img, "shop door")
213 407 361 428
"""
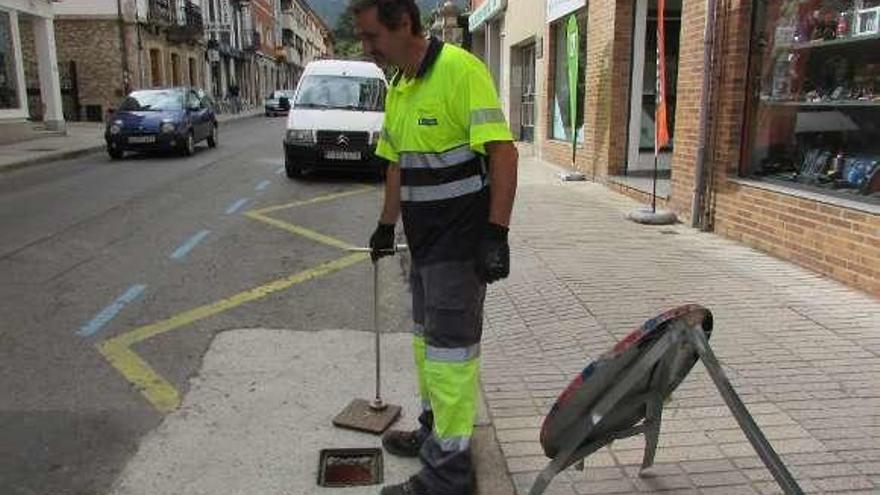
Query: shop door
520 43 536 142
626 0 681 174
60 61 80 121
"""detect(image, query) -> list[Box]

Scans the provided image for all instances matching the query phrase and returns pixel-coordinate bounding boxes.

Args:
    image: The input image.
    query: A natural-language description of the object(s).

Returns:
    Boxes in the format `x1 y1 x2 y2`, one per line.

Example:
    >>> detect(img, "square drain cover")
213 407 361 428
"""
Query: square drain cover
317 448 383 487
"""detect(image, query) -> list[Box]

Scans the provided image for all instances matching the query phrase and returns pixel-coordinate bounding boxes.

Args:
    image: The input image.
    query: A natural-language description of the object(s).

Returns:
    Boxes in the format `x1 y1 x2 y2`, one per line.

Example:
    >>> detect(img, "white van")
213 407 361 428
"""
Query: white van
283 60 387 178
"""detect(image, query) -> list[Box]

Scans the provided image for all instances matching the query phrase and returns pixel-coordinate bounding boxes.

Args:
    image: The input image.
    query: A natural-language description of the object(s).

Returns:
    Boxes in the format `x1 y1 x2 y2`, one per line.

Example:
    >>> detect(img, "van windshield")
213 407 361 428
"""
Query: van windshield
294 75 386 111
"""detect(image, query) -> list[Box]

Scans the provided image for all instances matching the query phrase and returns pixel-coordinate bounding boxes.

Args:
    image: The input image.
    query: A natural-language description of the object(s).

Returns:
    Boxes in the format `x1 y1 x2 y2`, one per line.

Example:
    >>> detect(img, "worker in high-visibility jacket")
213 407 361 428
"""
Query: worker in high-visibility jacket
353 1 518 494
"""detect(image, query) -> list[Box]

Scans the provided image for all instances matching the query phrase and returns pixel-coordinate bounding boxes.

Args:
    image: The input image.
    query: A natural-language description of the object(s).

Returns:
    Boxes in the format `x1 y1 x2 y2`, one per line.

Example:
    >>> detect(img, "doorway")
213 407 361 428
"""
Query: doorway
518 42 536 142
626 0 681 178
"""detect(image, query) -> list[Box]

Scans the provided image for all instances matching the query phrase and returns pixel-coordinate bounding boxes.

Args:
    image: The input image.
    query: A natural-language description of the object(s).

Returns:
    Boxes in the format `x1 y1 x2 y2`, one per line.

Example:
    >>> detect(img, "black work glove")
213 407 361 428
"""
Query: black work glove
477 223 510 284
369 222 396 262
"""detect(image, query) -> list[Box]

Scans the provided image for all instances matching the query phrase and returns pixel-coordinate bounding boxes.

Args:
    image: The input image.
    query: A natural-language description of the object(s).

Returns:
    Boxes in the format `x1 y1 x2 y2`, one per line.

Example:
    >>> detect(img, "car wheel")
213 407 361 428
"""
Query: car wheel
180 132 195 156
108 147 124 160
207 124 218 148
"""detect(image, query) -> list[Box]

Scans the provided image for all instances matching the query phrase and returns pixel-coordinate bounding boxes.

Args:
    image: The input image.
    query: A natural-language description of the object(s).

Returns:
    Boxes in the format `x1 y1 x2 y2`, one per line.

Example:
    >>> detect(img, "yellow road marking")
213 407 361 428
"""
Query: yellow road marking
97 252 368 412
245 211 356 250
251 186 373 215
98 340 181 413
95 186 378 413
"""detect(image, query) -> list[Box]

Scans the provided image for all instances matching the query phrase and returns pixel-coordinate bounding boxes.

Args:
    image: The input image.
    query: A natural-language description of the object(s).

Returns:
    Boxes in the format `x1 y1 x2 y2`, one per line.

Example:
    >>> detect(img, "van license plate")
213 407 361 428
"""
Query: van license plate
128 136 156 144
325 151 361 161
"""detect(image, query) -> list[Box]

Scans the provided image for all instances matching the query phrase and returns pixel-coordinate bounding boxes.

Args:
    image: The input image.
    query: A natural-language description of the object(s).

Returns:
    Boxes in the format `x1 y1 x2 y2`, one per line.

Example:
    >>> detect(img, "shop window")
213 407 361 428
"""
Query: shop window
549 10 587 142
745 0 880 203
0 11 20 110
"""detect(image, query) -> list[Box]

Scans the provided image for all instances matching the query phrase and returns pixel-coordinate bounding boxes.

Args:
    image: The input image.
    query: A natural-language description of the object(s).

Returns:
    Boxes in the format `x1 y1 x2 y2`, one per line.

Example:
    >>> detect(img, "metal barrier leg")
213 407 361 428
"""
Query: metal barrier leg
685 327 804 495
641 396 662 471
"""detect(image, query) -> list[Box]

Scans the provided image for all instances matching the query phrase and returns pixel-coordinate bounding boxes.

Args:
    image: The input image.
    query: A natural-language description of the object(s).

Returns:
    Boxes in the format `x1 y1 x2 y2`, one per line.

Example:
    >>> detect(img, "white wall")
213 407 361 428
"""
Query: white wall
52 0 118 17
501 0 546 143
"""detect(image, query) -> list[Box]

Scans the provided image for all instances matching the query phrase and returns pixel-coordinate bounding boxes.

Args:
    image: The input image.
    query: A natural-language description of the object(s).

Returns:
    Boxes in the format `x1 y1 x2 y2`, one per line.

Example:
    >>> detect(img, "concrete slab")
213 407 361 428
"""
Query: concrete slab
108 328 424 495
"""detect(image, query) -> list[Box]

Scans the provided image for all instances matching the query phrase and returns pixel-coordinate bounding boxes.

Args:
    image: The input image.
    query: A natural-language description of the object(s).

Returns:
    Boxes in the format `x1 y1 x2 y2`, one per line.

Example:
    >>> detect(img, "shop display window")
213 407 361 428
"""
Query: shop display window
745 0 880 204
549 10 587 143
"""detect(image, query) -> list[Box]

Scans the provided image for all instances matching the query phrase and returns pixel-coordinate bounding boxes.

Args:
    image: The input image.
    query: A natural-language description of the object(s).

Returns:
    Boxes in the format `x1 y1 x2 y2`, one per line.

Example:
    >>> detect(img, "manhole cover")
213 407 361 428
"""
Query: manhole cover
317 448 383 487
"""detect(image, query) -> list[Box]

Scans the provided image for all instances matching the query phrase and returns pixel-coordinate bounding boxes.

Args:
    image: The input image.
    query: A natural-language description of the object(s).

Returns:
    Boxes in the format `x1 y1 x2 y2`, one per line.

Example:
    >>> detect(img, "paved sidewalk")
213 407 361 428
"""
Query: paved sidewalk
0 109 263 173
482 156 880 494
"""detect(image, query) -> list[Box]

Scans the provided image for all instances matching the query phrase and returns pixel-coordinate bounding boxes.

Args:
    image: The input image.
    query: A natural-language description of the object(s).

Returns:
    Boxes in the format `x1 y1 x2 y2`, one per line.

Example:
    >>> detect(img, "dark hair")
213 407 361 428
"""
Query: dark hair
350 0 423 36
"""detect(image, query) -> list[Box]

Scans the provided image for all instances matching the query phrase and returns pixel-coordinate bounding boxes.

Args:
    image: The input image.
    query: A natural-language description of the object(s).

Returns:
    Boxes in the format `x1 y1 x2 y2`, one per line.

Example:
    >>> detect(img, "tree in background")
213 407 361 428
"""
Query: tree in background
333 6 362 59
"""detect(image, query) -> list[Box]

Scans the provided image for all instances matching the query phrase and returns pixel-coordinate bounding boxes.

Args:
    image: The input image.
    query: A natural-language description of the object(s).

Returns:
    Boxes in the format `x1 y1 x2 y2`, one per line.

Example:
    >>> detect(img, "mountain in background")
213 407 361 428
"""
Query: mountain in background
308 0 466 29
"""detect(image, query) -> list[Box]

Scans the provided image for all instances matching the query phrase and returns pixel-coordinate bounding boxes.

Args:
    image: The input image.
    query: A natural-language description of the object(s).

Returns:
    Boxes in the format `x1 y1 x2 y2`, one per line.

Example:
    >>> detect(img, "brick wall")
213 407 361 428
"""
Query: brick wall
715 184 880 295
54 19 126 119
670 0 880 297
668 0 707 224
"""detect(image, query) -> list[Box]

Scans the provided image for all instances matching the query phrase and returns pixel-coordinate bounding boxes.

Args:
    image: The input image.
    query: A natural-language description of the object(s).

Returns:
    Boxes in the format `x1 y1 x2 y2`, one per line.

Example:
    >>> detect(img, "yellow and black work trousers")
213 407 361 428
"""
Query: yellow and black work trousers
410 259 486 495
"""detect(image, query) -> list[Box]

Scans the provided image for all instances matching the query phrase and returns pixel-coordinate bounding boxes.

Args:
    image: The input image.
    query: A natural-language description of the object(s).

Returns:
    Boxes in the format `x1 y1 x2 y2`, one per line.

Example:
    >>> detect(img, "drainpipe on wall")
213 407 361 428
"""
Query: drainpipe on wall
690 0 720 230
117 0 132 95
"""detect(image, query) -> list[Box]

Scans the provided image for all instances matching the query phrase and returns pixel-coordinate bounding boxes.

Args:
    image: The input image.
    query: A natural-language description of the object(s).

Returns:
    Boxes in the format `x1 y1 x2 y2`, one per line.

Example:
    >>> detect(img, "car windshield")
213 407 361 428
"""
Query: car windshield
294 76 385 111
119 90 184 111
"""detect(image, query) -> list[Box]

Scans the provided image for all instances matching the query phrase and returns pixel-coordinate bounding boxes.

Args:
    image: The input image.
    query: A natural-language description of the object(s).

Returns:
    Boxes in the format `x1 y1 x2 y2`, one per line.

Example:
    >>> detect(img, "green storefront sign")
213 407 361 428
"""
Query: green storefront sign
566 14 579 160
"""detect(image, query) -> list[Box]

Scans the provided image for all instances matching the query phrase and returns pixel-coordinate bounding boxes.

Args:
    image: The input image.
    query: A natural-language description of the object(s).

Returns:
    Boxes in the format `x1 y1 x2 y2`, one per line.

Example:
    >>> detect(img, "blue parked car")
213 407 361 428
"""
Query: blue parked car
105 87 218 159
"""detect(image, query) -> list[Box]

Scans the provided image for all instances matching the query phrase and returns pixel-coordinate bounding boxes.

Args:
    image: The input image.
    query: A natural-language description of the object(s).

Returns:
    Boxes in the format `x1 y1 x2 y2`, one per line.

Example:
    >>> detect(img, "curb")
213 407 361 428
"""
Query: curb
0 112 263 174
0 144 105 174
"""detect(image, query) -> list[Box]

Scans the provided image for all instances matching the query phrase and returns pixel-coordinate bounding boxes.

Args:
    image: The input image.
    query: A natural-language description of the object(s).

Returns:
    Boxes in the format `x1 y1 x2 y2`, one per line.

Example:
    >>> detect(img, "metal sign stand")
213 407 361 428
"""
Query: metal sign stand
529 320 803 495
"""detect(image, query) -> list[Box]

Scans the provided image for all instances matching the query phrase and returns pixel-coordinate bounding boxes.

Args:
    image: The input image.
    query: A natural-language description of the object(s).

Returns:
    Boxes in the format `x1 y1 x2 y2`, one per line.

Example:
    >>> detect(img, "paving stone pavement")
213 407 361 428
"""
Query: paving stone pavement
481 156 880 495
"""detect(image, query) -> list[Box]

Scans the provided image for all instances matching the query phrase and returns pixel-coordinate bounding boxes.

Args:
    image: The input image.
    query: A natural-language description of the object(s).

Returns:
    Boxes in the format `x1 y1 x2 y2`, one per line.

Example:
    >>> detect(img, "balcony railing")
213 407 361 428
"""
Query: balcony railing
167 1 204 43
148 0 173 25
243 30 261 51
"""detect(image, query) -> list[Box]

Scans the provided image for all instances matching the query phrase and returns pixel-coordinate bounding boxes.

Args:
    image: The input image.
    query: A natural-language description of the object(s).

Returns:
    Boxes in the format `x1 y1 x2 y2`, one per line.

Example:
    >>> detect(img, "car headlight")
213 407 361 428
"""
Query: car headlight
110 124 121 135
160 122 176 134
286 129 315 144
370 131 382 145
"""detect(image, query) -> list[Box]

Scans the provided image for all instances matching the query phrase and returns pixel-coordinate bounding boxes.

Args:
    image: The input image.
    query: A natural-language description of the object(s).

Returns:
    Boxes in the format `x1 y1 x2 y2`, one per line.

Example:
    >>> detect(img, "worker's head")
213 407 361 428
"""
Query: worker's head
351 0 423 68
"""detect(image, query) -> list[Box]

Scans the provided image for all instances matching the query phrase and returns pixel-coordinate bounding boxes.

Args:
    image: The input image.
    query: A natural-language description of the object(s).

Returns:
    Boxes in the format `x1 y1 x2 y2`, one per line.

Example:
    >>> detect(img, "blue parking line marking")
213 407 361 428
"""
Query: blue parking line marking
76 284 147 337
256 180 271 191
225 198 250 214
170 229 211 260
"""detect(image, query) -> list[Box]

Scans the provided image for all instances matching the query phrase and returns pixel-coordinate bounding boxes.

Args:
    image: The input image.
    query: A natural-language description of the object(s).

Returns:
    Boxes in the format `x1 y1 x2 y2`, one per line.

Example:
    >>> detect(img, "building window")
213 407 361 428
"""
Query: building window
0 11 19 110
149 49 163 87
549 10 587 142
745 0 880 203
189 57 197 86
171 53 181 86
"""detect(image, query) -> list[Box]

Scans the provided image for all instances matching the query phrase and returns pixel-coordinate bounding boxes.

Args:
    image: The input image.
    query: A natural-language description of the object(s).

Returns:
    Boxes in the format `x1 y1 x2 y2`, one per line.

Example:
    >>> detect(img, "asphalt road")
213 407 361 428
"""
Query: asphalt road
0 116 413 495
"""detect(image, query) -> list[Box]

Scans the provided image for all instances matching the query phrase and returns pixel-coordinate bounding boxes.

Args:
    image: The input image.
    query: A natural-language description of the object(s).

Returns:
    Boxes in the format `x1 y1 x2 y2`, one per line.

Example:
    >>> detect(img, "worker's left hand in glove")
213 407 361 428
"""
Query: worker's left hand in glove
477 223 510 284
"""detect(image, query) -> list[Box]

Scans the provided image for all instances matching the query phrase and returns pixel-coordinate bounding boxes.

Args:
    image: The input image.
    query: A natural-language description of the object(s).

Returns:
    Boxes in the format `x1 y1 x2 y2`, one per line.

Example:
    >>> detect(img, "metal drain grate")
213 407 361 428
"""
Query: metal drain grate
317 448 383 487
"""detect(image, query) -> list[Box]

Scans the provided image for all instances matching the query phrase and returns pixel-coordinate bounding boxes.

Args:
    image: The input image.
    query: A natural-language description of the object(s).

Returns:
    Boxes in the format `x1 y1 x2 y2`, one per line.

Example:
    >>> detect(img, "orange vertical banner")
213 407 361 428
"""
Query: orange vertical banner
655 0 670 153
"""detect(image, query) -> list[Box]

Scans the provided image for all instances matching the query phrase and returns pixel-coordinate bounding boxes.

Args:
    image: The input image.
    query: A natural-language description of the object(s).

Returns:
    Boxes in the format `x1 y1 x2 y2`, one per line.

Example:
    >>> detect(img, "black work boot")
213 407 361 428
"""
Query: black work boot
380 475 431 495
381 428 424 458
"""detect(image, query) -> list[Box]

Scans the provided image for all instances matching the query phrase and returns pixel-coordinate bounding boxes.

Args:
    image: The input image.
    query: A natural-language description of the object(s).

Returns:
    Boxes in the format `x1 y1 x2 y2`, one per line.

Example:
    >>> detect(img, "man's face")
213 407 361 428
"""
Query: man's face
354 7 409 68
